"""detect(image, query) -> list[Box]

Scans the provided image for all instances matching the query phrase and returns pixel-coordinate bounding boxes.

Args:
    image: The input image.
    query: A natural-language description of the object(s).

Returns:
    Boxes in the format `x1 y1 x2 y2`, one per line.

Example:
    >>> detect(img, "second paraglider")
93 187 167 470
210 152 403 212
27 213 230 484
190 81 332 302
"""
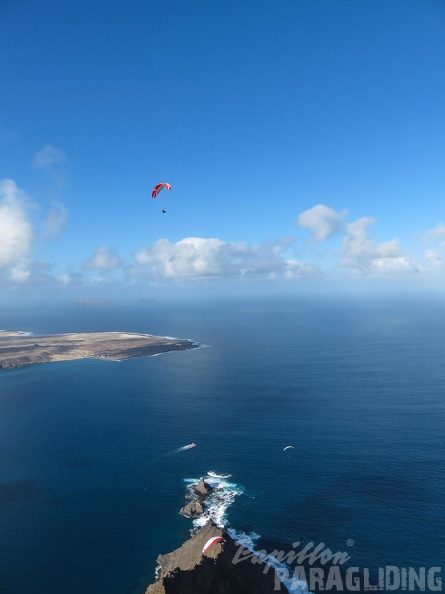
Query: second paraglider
151 182 171 199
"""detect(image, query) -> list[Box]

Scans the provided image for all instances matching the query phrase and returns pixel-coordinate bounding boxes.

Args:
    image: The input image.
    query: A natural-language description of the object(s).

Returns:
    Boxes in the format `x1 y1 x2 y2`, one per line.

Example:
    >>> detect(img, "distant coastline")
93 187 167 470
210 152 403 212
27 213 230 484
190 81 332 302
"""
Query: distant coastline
0 330 198 370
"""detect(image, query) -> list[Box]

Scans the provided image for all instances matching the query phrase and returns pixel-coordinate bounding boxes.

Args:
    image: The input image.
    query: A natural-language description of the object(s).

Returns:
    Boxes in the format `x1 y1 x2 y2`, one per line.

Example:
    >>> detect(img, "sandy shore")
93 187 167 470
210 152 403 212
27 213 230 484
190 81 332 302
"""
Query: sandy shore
0 331 197 370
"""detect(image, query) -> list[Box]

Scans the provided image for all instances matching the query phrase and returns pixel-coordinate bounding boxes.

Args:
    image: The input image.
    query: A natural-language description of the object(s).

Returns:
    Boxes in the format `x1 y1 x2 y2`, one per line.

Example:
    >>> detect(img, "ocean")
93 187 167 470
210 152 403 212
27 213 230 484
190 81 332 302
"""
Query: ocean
0 296 444 593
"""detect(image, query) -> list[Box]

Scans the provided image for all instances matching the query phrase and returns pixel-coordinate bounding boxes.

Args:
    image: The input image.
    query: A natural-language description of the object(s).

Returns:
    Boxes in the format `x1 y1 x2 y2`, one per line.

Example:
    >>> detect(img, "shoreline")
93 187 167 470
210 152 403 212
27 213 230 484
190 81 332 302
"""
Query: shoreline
0 330 199 370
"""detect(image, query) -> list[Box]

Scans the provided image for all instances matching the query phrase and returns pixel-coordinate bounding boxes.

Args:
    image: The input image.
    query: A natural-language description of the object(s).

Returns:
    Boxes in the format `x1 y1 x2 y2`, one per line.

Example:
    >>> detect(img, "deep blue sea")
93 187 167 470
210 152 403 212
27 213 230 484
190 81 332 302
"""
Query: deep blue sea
0 297 444 594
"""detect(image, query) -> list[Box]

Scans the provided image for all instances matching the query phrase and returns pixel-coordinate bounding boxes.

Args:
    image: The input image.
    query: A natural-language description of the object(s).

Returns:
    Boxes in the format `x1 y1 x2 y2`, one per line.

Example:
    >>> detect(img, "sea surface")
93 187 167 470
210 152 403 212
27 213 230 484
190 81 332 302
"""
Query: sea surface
0 296 444 593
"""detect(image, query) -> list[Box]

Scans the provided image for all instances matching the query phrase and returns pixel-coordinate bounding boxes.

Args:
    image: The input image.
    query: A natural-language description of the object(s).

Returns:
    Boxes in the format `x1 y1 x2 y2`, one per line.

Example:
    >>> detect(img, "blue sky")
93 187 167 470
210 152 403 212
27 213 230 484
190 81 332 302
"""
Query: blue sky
1 0 445 302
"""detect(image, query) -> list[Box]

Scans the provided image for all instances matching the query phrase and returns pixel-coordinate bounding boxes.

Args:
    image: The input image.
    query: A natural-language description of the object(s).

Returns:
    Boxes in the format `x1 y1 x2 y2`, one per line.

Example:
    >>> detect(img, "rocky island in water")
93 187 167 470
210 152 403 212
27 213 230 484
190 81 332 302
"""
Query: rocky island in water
0 330 197 370
145 477 287 594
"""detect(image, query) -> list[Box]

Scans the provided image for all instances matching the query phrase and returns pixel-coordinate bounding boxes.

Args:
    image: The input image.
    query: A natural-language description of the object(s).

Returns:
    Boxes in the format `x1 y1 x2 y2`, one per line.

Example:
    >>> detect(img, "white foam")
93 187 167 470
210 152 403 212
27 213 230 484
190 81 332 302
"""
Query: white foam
182 472 308 594
228 528 308 593
184 474 243 529
207 471 232 479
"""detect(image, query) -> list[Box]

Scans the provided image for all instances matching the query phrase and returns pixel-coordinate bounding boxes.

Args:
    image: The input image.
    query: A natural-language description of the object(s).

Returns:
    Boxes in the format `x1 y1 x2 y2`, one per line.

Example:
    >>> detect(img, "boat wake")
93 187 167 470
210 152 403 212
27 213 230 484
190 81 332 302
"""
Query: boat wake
207 471 232 479
175 443 196 453
147 443 196 466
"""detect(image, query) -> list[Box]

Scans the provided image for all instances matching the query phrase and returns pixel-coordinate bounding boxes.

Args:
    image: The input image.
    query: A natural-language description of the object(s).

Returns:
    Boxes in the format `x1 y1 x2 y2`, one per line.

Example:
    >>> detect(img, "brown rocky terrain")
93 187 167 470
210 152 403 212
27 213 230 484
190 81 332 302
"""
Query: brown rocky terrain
0 331 197 370
145 478 287 594
146 520 287 594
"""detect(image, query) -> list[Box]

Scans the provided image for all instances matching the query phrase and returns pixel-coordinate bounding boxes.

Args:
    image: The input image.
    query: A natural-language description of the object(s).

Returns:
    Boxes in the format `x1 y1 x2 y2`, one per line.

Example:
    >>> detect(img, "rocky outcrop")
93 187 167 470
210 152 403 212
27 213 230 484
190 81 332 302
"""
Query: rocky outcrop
180 499 204 518
192 478 214 497
145 521 287 594
180 479 214 519
146 477 287 594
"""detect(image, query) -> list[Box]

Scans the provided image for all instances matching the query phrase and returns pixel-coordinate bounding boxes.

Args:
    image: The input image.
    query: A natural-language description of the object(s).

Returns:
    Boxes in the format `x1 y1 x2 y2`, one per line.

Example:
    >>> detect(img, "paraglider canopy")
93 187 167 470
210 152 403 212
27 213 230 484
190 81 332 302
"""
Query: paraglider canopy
202 536 225 554
152 182 171 199
283 445 295 451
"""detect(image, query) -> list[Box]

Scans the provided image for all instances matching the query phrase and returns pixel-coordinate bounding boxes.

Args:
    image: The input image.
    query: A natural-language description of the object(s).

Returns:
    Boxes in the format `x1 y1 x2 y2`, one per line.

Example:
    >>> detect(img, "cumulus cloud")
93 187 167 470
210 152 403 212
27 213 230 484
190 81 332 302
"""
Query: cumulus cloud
32 144 65 169
420 223 445 244
340 217 418 275
10 266 31 282
341 216 379 262
132 237 318 281
297 204 347 241
367 257 418 275
84 246 123 270
285 259 321 278
423 249 445 270
0 179 33 267
42 201 67 238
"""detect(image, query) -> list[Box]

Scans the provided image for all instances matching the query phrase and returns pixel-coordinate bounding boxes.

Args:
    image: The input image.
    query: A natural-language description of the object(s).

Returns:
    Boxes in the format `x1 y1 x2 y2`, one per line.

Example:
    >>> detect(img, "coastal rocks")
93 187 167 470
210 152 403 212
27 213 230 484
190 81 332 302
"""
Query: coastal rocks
145 521 286 594
146 477 287 594
180 499 204 518
180 478 214 519
193 478 214 497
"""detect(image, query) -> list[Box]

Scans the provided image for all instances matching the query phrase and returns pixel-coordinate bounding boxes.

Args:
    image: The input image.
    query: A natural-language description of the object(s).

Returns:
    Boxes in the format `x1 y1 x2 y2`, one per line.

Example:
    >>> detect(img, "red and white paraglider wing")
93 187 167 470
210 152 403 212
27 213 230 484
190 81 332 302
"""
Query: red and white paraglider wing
202 536 225 554
151 183 172 199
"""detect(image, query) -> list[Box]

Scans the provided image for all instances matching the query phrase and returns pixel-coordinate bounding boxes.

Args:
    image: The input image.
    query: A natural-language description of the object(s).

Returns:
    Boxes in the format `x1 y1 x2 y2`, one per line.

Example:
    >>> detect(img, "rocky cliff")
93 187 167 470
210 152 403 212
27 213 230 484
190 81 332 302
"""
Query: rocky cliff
145 476 289 593
145 520 287 594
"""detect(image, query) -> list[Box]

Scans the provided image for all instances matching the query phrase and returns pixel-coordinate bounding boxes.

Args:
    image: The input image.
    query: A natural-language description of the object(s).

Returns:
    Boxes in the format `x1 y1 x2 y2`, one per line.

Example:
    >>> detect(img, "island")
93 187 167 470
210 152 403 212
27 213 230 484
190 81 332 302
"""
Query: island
0 330 198 370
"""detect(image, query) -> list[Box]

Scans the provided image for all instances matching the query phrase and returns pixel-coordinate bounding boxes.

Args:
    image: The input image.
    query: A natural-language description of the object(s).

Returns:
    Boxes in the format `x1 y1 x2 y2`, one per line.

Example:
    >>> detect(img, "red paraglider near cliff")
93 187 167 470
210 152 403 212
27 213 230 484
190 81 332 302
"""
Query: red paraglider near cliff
151 183 172 199
202 536 225 554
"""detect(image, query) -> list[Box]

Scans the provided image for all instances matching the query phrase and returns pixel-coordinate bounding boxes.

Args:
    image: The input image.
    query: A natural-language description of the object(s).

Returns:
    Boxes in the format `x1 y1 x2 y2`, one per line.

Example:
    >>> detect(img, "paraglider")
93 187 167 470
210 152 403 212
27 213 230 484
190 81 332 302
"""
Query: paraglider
202 536 225 554
160 209 166 214
283 445 295 451
151 183 171 199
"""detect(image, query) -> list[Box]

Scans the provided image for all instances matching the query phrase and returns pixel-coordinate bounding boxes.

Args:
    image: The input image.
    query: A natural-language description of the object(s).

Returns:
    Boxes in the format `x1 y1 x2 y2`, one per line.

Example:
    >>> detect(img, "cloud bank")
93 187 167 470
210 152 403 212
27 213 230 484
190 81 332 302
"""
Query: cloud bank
132 237 317 281
0 177 443 295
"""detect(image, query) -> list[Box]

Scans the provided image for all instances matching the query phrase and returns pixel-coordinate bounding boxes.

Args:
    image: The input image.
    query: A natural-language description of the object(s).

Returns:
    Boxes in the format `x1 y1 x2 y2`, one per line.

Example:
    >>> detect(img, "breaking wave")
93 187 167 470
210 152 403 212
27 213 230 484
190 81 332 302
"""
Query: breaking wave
183 471 308 594
184 472 243 529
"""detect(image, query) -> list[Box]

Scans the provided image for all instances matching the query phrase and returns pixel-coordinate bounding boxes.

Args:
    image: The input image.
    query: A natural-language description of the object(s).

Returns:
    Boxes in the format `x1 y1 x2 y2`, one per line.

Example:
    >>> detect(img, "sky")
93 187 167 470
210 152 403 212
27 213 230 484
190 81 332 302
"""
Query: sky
1 0 445 303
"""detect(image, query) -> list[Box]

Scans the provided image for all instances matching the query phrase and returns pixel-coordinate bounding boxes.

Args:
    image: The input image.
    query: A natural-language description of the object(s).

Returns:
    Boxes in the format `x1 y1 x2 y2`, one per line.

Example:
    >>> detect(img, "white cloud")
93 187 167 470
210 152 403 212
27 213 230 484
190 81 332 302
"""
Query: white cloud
297 204 347 241
367 257 418 275
84 246 122 270
421 223 445 243
423 249 445 270
285 258 321 278
42 201 67 238
341 216 377 261
132 237 318 280
340 217 418 275
56 273 71 285
0 179 33 267
10 266 31 282
32 144 65 169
